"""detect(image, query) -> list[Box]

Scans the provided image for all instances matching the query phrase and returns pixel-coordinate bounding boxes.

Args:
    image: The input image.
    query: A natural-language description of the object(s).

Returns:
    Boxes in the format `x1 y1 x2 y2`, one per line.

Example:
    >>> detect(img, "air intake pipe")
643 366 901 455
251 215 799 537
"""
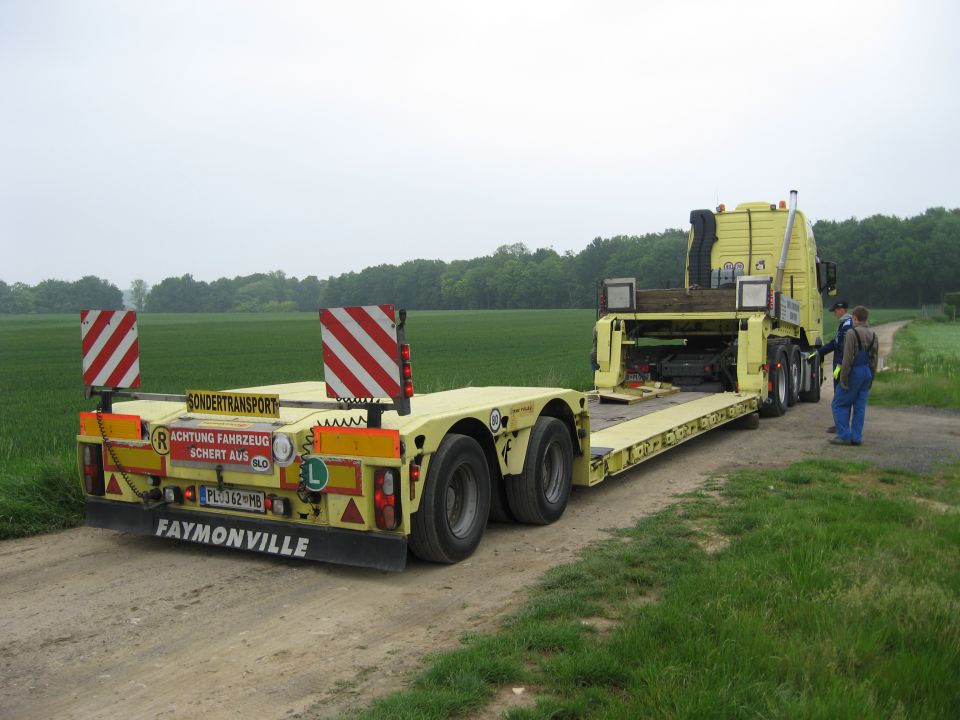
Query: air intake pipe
774 189 798 293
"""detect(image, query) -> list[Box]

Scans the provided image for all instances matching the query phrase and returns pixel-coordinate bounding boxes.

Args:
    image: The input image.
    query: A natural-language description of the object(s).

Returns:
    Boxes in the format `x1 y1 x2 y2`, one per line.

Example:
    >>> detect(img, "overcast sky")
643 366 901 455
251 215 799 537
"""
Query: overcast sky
2 0 958 290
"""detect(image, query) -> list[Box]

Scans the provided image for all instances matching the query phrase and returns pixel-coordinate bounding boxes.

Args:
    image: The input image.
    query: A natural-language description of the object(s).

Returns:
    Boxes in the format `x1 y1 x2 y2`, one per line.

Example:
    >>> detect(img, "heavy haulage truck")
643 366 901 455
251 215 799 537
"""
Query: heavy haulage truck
77 191 837 571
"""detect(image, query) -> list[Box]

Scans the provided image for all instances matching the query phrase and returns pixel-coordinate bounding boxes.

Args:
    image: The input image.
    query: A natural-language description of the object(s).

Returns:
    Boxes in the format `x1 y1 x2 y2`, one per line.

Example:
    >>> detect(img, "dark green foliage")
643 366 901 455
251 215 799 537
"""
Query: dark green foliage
6 206 959 313
814 207 960 306
0 276 123 314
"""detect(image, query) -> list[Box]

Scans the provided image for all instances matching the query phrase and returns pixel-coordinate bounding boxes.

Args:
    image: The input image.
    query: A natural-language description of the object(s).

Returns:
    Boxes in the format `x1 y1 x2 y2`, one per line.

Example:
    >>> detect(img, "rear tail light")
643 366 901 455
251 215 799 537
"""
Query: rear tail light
265 495 291 516
81 444 105 496
163 486 183 504
184 486 197 502
374 468 400 530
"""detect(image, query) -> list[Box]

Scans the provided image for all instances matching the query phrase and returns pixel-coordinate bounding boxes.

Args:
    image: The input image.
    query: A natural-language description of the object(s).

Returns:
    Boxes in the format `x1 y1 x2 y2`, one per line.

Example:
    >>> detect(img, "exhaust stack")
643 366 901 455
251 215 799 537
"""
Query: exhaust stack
774 189 798 293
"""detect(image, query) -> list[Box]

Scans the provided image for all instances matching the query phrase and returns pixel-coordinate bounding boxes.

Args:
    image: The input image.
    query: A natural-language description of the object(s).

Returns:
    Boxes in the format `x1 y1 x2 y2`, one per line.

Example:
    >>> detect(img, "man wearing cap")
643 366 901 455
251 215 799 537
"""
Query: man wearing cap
830 305 879 446
817 301 853 433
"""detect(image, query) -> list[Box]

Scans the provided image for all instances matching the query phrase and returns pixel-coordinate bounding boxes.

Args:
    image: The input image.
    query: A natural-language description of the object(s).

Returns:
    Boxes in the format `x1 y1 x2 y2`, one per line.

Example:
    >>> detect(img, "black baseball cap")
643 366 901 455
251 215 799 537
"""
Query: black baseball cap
828 301 848 311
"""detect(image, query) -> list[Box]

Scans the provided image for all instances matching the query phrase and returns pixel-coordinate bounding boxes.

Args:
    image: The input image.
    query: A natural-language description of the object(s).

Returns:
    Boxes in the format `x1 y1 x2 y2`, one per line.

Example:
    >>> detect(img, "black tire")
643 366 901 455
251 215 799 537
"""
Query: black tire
409 434 491 564
799 354 822 403
506 417 573 525
759 346 788 418
786 345 801 407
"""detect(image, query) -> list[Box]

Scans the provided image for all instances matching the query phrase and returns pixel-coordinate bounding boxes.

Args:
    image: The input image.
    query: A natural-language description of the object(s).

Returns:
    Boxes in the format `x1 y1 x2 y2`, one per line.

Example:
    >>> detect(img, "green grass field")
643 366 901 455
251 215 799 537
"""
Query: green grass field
0 308 947 539
0 310 597 539
821 307 918 339
872 320 960 408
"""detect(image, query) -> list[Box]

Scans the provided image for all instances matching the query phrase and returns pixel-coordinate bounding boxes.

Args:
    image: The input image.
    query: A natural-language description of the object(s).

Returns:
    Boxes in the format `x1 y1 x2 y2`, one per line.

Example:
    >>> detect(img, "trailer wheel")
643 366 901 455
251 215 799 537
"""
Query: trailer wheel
786 345 801 407
799 354 822 403
759 347 788 418
409 433 491 564
506 417 573 525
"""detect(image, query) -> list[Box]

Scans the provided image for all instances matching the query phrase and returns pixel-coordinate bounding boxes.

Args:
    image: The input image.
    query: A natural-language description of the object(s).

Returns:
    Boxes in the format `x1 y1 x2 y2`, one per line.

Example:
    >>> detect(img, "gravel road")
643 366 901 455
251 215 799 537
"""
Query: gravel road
2 321 958 720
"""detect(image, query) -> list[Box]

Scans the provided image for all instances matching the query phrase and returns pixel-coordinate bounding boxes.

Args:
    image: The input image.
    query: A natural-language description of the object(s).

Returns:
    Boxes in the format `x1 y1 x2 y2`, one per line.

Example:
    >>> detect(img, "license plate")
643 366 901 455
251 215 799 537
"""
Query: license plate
199 486 266 514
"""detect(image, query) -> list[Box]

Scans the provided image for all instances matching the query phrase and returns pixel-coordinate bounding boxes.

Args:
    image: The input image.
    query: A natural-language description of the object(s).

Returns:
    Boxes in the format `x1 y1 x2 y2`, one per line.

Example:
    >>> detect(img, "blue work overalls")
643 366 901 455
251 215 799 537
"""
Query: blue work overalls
832 328 876 444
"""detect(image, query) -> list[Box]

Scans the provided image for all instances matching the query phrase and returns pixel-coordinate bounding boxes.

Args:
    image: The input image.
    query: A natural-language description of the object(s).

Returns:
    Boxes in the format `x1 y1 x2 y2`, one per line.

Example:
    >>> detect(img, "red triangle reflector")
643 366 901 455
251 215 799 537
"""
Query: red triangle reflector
106 474 123 495
340 499 364 524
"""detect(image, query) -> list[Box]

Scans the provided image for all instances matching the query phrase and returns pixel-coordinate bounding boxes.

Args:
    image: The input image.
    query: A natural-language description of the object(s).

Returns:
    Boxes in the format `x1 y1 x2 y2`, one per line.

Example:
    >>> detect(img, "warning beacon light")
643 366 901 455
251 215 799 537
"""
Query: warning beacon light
401 344 413 398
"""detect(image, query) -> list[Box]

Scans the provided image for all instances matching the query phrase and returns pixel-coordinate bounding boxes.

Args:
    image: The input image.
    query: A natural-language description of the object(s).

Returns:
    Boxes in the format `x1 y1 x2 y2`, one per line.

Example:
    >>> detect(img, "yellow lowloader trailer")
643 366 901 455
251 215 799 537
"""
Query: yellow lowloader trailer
77 191 836 571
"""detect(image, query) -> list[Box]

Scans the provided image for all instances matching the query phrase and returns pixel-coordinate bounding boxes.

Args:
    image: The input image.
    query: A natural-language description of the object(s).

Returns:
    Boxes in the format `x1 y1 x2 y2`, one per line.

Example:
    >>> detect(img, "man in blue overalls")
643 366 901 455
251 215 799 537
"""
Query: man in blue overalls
818 301 853 433
830 305 879 446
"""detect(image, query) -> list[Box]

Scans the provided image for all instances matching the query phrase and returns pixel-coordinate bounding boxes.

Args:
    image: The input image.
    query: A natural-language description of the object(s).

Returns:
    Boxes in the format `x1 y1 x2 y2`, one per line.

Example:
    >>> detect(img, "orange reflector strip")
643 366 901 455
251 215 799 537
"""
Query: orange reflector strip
315 427 400 458
106 474 123 495
340 498 365 524
80 412 142 440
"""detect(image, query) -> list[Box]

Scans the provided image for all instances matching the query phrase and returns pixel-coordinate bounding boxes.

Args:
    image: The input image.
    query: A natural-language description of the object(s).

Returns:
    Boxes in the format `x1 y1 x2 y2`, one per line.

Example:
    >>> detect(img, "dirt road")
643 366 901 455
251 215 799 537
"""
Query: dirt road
2 322 958 720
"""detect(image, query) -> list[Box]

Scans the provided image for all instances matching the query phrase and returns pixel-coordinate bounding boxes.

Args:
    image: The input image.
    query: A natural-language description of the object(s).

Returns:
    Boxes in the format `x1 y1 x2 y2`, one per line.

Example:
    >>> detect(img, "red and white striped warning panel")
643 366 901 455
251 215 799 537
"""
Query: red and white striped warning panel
81 310 141 389
319 305 401 399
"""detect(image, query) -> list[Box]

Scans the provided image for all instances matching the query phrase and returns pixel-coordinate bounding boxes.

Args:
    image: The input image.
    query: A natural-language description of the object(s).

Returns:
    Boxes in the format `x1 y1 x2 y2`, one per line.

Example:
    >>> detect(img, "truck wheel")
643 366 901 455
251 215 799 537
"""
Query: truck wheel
409 433 491 564
759 347 788 418
786 345 801 407
506 417 573 525
799 354 822 403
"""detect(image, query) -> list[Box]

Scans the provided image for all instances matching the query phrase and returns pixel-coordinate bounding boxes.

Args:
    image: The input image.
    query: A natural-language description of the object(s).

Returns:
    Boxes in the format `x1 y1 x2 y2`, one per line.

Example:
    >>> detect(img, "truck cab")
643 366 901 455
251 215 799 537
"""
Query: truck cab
594 194 836 415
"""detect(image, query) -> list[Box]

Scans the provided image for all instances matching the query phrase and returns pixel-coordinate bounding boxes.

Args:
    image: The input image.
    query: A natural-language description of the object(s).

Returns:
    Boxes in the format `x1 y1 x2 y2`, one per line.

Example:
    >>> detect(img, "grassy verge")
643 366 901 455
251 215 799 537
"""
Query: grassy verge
872 320 960 410
340 460 960 719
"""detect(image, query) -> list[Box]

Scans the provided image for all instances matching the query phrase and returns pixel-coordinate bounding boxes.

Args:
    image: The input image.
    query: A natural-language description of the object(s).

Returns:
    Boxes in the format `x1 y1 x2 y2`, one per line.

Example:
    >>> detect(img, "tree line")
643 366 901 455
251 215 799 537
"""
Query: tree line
2 208 957 314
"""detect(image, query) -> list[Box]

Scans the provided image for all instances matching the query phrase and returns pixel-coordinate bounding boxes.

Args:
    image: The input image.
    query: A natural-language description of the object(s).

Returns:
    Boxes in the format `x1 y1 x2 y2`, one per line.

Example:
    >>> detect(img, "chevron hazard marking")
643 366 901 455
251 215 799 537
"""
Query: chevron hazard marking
320 305 401 399
81 310 141 388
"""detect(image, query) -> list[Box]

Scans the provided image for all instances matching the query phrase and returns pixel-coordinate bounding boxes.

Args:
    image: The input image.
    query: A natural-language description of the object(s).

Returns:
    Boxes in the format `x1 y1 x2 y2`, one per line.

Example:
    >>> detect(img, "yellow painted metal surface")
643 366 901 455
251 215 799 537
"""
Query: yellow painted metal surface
587 392 759 485
104 442 164 475
704 202 823 345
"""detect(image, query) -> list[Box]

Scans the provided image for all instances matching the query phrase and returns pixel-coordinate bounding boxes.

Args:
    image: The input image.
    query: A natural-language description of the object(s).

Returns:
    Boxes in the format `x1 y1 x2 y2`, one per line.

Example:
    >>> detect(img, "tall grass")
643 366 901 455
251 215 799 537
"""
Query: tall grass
339 460 960 719
872 321 960 409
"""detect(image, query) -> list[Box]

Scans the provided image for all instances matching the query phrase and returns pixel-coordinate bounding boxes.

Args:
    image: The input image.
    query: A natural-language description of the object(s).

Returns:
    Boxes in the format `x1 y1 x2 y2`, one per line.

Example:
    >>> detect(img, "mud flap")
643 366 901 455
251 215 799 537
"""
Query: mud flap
85 498 407 572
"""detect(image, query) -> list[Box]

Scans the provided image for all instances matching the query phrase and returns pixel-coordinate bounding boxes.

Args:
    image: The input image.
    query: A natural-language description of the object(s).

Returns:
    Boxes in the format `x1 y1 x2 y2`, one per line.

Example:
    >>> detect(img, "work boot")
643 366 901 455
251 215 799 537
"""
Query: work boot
826 425 836 433
829 437 851 446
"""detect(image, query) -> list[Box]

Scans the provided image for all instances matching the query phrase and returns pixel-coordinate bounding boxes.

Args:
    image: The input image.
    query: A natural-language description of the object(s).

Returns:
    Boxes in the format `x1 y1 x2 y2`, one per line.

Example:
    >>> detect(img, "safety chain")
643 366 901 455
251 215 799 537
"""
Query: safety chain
297 425 323 517
96 406 150 501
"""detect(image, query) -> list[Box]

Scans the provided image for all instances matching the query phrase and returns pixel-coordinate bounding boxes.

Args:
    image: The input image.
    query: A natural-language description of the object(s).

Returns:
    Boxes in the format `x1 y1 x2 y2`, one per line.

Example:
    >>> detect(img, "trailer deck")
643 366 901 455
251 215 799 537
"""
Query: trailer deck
586 390 759 484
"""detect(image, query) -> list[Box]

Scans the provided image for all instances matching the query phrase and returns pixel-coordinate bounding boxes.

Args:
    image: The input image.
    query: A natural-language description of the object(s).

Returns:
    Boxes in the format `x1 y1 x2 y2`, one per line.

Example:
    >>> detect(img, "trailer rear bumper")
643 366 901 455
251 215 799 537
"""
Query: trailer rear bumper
85 497 407 572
